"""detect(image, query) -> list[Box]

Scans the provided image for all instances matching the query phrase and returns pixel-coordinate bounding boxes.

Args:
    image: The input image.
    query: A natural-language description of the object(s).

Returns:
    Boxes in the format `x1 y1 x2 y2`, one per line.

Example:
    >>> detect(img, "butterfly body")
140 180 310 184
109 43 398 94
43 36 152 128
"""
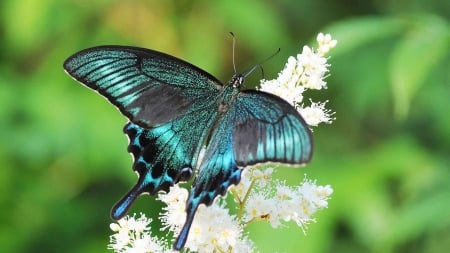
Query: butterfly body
64 46 313 250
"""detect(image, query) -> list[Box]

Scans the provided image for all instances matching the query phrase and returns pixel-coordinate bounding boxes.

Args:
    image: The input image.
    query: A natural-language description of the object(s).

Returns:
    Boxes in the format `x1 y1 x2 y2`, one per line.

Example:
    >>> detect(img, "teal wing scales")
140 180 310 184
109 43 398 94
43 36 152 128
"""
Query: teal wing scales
63 46 222 128
174 105 241 250
232 91 313 166
111 104 218 220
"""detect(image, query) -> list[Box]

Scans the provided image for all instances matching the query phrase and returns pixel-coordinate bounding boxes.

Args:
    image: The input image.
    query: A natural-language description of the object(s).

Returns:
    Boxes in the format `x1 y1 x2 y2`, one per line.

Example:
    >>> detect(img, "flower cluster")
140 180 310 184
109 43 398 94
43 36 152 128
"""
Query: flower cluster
108 213 173 253
108 169 332 253
233 168 333 231
108 33 336 253
259 33 337 126
158 185 253 253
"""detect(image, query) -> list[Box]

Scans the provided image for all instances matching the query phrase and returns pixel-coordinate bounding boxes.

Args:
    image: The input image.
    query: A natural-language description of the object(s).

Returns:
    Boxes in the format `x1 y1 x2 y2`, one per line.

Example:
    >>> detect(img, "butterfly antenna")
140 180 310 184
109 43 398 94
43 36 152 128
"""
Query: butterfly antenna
243 48 281 79
229 32 237 74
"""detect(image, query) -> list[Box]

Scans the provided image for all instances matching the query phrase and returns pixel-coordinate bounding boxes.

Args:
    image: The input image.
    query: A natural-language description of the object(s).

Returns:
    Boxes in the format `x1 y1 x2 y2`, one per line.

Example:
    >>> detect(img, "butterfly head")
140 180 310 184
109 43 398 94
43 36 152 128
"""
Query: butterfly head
229 73 245 89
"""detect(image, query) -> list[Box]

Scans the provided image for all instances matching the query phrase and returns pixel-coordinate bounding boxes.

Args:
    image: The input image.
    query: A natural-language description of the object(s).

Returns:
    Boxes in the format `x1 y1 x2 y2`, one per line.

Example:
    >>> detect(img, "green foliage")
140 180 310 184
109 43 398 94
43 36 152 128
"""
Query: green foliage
1 0 448 252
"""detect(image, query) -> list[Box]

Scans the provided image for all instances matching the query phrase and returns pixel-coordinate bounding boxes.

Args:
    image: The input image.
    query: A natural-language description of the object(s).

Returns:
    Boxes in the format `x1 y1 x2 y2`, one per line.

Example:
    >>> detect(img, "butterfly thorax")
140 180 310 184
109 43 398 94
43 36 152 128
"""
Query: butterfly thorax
218 74 243 113
229 73 244 88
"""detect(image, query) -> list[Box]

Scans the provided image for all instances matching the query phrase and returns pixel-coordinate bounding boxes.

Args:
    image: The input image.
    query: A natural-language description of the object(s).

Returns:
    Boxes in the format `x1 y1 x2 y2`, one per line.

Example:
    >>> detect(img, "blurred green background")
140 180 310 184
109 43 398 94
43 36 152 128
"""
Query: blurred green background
1 0 449 252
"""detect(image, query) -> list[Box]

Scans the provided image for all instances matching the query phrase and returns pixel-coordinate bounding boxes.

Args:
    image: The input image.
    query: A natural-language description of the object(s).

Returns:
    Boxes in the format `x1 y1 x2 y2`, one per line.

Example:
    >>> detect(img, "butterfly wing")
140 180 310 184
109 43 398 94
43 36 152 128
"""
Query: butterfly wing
63 46 223 128
174 90 313 249
112 97 219 220
174 107 242 250
232 90 313 165
64 46 225 220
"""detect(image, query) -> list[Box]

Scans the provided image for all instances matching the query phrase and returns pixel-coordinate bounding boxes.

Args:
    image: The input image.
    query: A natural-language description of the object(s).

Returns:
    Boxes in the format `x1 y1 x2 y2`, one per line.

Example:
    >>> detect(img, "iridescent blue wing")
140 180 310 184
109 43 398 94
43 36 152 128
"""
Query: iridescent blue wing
63 46 222 128
64 46 224 221
174 106 241 250
232 91 313 165
111 98 219 219
174 91 313 250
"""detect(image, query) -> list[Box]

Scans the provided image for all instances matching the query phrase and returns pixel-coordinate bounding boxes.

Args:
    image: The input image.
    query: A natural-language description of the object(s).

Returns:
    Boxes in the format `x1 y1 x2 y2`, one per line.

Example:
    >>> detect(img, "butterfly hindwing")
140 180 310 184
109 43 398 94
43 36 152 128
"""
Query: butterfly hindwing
174 107 242 250
232 91 313 166
63 46 222 128
112 94 219 219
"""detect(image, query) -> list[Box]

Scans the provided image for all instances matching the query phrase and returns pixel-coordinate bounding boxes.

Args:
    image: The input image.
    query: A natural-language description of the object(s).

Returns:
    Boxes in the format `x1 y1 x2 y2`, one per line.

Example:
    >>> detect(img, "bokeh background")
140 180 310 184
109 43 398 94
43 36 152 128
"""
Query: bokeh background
1 0 449 252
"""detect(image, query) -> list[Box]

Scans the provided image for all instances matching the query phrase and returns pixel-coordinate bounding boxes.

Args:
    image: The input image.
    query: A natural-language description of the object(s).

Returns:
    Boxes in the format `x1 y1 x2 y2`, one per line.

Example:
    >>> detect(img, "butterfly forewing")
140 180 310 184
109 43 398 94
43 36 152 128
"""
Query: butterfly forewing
63 46 223 128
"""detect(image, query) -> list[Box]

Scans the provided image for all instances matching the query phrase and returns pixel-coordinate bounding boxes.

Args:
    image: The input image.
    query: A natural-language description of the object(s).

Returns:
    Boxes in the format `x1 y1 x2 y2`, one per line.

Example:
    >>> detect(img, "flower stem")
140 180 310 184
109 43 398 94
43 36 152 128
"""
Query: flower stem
238 179 257 220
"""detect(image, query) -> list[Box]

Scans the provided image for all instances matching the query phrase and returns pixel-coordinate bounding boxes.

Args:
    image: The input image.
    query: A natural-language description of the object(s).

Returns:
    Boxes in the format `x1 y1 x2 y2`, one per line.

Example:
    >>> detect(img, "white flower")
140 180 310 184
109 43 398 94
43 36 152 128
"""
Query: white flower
317 33 338 56
157 185 188 232
158 186 252 253
299 100 336 126
244 192 274 222
259 57 306 105
108 213 170 253
184 204 250 253
250 167 274 187
239 169 333 232
259 33 337 127
296 45 328 90
300 181 333 209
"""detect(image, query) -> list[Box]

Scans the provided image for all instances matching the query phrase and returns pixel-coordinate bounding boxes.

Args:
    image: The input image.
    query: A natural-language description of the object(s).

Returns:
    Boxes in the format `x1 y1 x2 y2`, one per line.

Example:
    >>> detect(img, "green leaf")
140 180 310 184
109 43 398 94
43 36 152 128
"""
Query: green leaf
389 14 450 120
321 16 406 57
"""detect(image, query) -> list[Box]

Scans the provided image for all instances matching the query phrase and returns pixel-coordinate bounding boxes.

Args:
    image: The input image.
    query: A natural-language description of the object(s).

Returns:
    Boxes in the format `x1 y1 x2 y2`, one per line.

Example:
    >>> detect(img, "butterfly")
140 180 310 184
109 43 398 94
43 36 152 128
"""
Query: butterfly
63 45 313 250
